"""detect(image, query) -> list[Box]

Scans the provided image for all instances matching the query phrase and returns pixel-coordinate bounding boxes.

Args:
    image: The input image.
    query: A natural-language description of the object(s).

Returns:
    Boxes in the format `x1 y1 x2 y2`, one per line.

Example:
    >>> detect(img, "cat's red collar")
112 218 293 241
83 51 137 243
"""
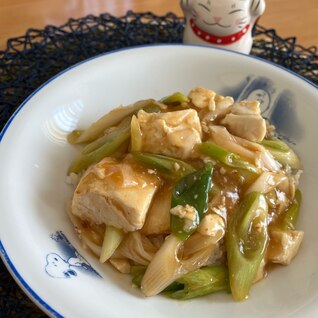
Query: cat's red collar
190 19 250 45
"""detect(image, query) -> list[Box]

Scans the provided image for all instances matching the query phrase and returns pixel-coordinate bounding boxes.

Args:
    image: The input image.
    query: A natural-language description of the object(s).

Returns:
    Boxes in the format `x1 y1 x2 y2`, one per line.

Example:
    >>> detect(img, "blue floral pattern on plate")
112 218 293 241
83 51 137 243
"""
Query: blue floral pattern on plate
45 231 101 279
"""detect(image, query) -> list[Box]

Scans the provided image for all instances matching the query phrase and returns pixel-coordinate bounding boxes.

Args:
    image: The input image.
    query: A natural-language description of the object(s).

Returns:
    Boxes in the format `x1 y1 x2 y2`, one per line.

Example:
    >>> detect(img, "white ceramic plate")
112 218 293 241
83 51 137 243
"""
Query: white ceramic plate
0 45 317 318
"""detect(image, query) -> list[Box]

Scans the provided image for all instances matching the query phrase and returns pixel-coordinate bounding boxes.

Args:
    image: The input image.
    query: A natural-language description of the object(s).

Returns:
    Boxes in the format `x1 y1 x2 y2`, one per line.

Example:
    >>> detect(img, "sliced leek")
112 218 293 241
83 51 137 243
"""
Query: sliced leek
68 99 154 144
100 226 124 263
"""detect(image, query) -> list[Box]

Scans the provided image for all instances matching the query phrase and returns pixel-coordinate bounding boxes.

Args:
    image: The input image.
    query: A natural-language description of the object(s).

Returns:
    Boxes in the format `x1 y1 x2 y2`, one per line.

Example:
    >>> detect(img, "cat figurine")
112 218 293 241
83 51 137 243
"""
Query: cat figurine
181 0 266 54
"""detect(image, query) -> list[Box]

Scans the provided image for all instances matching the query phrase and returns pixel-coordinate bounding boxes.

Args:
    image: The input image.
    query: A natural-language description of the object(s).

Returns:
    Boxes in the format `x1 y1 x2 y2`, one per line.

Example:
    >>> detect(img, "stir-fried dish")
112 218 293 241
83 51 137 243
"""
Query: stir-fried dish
66 87 303 301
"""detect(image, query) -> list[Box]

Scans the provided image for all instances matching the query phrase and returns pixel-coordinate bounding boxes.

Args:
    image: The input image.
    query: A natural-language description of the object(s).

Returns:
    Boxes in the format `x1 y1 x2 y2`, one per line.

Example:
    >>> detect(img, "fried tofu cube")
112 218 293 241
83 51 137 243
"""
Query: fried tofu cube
197 214 225 243
137 109 202 159
221 100 266 142
71 157 160 232
267 229 304 265
188 87 216 110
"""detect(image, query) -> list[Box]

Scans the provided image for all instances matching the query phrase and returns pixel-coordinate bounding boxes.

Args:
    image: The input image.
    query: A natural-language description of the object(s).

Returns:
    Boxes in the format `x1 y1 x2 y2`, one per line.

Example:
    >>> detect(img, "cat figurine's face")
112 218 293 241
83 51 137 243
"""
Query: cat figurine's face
181 0 266 54
192 1 251 36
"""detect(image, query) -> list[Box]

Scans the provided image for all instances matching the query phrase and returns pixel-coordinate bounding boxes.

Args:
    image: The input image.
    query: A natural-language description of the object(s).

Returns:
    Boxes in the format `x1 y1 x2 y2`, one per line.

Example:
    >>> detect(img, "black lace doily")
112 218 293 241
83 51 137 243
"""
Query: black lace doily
0 11 317 317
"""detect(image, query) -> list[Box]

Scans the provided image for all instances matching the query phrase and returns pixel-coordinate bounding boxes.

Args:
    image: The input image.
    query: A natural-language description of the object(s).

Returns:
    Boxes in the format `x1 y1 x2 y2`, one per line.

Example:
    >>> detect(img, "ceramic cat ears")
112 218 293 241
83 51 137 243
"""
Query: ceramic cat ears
249 0 266 18
181 0 266 18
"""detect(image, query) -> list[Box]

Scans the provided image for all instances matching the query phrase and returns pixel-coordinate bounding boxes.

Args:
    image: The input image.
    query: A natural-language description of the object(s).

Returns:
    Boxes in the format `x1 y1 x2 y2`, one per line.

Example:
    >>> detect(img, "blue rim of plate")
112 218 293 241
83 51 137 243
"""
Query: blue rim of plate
0 43 317 317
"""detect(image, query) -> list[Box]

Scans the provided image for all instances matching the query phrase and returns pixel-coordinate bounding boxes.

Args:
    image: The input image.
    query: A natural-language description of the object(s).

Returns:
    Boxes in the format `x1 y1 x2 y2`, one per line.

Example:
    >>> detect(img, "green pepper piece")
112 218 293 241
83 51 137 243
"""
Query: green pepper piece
166 266 229 300
160 92 189 105
133 152 195 179
67 120 130 174
280 189 302 231
199 142 261 174
171 163 213 240
226 192 269 301
260 138 301 169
